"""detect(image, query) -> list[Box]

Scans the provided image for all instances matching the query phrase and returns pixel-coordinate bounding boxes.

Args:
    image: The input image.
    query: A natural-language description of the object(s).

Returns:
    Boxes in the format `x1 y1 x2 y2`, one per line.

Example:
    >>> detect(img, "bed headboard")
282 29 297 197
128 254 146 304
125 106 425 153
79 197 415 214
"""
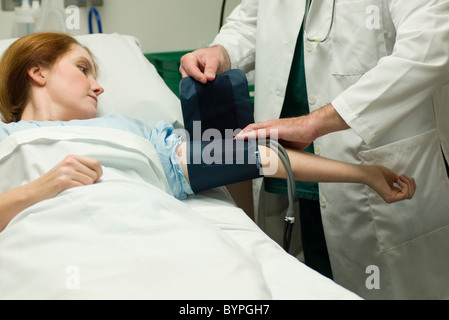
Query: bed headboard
0 33 184 129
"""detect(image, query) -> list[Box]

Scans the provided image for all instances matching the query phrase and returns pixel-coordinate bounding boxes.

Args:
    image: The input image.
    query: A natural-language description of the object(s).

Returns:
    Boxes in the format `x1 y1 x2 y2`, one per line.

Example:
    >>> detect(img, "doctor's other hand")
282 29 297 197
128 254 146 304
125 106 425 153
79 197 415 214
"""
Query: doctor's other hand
364 165 416 203
38 154 103 199
235 117 316 150
235 104 350 150
179 45 231 84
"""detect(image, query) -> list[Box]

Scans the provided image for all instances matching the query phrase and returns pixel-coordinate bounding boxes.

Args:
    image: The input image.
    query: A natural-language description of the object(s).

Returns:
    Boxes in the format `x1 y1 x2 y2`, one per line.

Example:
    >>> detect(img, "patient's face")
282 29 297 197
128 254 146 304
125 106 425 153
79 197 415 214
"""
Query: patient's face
44 45 104 121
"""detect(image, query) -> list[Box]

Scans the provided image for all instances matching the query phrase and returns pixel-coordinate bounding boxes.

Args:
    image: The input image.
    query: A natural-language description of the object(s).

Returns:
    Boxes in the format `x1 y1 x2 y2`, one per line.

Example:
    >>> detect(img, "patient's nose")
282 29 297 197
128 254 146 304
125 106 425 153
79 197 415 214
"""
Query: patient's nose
92 79 105 96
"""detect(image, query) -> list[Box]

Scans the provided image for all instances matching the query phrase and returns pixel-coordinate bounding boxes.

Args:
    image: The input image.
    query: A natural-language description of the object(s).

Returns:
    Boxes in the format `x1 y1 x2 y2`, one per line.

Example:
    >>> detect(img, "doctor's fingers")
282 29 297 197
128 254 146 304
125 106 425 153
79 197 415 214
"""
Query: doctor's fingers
180 53 207 83
237 118 311 142
181 46 230 82
236 121 277 139
180 51 219 83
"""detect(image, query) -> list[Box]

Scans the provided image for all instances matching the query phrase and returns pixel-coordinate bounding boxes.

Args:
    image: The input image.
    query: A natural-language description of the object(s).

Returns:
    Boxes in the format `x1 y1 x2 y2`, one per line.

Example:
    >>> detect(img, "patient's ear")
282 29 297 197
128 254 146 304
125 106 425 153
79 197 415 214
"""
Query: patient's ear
27 66 48 86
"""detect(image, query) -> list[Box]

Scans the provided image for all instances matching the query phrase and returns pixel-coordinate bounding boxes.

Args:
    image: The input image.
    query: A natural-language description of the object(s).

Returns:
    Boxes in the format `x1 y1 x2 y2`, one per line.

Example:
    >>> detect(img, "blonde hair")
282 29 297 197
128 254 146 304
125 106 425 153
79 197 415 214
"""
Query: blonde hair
0 32 98 123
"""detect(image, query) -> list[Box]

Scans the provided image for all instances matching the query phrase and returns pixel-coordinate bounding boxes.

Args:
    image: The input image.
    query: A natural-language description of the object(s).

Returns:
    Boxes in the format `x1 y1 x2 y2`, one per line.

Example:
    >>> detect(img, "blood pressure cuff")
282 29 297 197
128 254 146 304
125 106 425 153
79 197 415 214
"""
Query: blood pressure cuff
187 139 263 193
179 69 254 139
180 69 260 192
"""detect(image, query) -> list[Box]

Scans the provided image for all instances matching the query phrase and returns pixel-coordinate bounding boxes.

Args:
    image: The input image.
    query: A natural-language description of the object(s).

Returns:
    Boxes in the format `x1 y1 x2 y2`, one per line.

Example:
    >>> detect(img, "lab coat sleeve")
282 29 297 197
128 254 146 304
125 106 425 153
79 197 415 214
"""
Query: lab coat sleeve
332 0 449 146
210 0 259 73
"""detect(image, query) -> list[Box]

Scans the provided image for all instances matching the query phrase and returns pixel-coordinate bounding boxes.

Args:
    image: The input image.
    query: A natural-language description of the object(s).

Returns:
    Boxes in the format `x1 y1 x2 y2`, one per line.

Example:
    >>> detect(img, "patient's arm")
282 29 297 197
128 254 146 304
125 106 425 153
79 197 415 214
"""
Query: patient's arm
0 155 102 232
177 142 416 204
258 145 416 203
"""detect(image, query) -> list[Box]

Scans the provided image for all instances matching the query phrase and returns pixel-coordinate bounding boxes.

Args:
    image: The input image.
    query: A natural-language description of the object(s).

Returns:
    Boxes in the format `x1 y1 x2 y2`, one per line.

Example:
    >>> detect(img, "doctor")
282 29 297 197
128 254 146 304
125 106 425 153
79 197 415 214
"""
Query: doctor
180 0 449 299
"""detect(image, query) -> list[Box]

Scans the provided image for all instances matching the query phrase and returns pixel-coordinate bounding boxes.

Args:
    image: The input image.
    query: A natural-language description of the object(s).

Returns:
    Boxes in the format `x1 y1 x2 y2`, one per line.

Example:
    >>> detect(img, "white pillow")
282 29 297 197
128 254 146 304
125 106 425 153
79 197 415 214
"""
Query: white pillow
0 33 184 129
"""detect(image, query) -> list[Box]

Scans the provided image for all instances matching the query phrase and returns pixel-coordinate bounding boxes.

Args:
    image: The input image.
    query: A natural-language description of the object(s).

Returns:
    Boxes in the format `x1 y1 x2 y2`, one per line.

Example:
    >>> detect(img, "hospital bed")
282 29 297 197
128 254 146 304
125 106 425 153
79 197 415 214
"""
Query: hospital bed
0 33 361 300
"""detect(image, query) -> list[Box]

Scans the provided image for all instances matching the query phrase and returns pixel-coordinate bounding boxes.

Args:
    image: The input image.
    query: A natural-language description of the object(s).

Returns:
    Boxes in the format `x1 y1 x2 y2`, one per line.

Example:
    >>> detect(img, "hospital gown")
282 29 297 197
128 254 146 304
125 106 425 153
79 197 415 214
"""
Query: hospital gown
0 114 193 200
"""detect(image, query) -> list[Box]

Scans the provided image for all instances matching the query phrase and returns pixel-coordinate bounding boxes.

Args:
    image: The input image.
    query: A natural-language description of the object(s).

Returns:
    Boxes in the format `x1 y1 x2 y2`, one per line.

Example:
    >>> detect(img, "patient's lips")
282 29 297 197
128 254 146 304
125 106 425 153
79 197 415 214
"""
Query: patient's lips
89 95 98 103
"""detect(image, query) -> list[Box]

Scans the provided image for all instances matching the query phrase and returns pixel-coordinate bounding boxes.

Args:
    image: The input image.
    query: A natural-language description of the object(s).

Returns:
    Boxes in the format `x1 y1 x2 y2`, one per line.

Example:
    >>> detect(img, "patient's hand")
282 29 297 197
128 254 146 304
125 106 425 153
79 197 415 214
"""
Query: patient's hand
364 165 416 203
0 155 103 232
38 154 103 198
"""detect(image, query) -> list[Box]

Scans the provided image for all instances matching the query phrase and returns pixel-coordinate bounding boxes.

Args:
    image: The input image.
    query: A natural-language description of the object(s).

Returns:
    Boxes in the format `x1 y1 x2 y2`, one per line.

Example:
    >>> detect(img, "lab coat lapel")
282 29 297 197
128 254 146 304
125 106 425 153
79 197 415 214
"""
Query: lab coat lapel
254 0 306 122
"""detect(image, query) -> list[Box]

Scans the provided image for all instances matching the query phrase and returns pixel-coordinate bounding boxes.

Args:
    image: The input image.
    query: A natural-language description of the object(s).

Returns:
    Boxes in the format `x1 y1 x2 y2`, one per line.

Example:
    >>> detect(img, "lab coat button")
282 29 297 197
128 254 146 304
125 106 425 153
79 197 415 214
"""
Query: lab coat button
319 197 327 208
314 146 321 155
305 42 314 52
309 96 316 105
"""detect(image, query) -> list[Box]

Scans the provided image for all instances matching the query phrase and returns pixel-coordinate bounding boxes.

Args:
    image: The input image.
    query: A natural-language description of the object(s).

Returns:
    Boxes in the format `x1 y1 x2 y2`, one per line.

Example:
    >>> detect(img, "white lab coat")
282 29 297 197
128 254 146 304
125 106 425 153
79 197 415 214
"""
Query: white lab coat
213 0 449 299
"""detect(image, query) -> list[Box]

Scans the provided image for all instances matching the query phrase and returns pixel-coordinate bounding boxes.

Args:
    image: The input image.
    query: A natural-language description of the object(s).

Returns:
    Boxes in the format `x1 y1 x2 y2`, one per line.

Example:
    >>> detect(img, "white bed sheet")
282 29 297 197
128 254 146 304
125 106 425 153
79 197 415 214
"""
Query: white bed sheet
0 126 360 300
184 190 361 300
0 126 270 300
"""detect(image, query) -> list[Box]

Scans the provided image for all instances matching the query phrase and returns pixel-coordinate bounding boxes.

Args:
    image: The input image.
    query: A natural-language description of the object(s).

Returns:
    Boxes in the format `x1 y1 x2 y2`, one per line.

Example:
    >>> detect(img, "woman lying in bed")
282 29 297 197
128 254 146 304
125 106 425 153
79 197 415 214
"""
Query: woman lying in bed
0 32 416 232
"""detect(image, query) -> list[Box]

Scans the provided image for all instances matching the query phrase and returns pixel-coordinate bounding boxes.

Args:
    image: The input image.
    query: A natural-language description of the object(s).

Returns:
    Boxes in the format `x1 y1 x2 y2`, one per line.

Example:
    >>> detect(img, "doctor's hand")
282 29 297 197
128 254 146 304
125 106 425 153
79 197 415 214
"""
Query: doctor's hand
235 117 316 150
179 45 231 84
235 104 350 150
363 165 416 203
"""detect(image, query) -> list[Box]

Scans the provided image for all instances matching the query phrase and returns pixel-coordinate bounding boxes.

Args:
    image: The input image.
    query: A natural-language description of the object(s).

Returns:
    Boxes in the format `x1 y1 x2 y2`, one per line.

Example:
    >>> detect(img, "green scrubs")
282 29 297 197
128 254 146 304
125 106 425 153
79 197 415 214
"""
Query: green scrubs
264 25 333 278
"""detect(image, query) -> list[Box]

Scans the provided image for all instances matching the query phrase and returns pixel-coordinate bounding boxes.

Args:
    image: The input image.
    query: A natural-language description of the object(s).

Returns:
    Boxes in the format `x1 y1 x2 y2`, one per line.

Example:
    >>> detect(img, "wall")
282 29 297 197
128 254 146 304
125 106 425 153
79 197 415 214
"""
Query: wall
0 0 241 53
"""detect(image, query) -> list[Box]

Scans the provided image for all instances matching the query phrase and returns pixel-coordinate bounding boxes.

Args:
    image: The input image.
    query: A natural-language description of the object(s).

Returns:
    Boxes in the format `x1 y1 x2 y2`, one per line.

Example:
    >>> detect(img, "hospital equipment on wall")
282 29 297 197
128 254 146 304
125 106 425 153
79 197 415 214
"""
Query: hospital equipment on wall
304 0 335 43
179 69 297 252
14 0 67 34
13 0 41 35
36 0 67 32
11 0 103 36
86 0 101 34
219 0 227 31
